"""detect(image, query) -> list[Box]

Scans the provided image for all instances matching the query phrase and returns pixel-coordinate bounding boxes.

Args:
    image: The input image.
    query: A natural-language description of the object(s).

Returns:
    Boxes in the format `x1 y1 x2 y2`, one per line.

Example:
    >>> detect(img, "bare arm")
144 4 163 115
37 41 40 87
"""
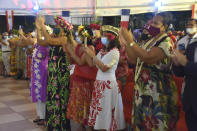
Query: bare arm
120 28 166 64
35 16 49 46
127 44 166 64
85 48 119 72
1 41 7 46
40 23 67 46
92 56 110 72
69 48 86 66
16 39 27 47
85 46 95 67
8 39 17 49
37 29 49 46
66 43 86 66
124 44 137 64
119 33 137 64
18 29 27 40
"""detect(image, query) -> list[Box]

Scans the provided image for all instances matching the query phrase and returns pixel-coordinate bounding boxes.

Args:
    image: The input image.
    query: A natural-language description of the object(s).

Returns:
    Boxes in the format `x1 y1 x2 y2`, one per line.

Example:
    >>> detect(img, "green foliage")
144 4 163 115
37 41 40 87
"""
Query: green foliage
12 29 19 35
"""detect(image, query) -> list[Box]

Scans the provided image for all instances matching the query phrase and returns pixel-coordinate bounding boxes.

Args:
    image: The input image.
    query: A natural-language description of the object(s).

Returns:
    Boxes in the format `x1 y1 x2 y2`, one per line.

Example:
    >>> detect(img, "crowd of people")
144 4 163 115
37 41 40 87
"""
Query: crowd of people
0 29 34 79
0 11 196 131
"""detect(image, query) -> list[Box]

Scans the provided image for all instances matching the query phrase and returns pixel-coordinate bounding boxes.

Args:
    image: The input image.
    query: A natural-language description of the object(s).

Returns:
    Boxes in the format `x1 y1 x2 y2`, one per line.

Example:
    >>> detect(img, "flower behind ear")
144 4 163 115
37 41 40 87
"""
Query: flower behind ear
106 33 115 41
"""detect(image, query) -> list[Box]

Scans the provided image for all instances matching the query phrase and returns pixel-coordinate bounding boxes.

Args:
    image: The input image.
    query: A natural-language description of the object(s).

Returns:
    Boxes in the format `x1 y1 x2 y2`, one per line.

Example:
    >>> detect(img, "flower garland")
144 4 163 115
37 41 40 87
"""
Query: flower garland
90 23 101 30
105 33 115 41
54 16 73 32
77 25 90 38
45 25 53 35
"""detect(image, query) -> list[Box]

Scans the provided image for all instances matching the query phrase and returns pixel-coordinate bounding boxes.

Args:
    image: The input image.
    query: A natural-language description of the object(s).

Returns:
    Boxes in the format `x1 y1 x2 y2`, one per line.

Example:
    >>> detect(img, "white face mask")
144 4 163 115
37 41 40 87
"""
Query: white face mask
31 32 37 37
75 32 79 36
92 30 96 37
41 37 45 40
186 28 197 35
76 36 82 44
3 36 9 39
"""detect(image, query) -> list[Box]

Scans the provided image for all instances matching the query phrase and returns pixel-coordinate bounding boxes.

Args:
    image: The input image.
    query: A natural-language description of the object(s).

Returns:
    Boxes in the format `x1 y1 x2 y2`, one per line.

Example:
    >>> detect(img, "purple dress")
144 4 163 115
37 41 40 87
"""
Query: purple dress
30 44 49 103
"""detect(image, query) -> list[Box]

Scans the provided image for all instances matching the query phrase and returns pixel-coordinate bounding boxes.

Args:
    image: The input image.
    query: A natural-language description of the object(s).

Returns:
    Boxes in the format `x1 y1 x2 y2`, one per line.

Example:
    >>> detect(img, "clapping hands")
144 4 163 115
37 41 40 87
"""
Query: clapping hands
119 27 135 45
84 47 95 57
18 29 23 36
35 16 45 29
35 17 41 30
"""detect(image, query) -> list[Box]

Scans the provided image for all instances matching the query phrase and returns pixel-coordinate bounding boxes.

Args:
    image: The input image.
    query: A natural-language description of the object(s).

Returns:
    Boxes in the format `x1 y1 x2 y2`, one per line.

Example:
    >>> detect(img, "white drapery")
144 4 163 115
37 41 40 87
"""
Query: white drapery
0 0 195 16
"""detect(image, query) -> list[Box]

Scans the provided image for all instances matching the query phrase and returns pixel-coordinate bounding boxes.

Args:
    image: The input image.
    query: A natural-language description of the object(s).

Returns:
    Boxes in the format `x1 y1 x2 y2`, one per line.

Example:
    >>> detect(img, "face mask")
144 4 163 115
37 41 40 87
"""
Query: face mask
144 24 161 36
186 28 196 35
75 32 79 36
9 35 13 39
92 30 96 37
141 33 149 40
41 37 45 40
31 32 37 37
53 28 61 36
147 25 161 36
76 36 82 44
3 36 8 39
101 37 109 46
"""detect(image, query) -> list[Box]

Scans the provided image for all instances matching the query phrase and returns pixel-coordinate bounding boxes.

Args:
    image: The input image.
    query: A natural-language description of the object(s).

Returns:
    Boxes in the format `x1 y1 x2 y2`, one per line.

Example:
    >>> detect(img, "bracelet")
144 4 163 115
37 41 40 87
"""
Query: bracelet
129 42 134 47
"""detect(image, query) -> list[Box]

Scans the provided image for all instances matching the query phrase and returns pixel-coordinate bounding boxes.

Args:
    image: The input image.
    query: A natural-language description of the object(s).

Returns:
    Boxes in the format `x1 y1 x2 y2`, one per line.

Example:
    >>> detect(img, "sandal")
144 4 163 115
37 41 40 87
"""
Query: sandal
33 118 41 123
37 119 45 126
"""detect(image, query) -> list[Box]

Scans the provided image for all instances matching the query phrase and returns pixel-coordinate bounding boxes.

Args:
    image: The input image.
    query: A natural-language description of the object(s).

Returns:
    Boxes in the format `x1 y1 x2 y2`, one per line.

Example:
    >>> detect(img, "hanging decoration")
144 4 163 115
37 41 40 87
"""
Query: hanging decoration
5 10 14 32
192 4 197 19
120 9 130 28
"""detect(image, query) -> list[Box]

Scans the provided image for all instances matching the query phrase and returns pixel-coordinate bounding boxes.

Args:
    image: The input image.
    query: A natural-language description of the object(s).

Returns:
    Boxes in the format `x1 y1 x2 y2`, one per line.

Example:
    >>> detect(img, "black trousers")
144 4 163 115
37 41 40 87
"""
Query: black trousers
185 108 197 131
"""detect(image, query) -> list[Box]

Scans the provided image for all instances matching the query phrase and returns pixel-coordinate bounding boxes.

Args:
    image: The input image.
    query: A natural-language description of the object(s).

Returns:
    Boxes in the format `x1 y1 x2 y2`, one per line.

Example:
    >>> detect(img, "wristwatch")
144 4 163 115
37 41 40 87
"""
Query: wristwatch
129 42 134 47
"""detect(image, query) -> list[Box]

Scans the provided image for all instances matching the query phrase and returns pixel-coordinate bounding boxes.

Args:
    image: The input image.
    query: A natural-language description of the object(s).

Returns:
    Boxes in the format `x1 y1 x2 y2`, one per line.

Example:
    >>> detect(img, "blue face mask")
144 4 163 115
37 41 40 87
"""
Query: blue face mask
76 36 82 44
75 32 79 36
101 37 109 46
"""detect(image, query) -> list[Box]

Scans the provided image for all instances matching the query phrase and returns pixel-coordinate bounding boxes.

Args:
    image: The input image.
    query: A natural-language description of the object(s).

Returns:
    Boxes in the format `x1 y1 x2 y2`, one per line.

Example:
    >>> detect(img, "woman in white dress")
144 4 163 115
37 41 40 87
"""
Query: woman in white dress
85 25 125 131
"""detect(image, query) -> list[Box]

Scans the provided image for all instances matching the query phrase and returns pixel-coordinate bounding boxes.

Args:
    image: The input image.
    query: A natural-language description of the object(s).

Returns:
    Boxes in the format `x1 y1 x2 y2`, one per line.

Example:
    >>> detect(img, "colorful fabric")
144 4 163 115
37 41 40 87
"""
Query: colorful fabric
26 55 32 79
0 50 2 62
173 75 188 131
16 47 26 77
2 52 11 75
132 36 179 130
121 69 134 123
74 64 97 80
116 46 128 79
0 50 4 75
67 45 97 125
30 44 49 103
10 48 17 76
93 39 104 54
88 80 125 130
67 74 94 125
46 46 70 131
88 48 125 130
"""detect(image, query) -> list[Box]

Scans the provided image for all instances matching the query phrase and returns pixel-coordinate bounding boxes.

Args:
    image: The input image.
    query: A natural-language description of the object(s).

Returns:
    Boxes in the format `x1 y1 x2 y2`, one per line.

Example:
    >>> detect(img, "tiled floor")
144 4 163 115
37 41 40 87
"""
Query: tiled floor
0 76 45 131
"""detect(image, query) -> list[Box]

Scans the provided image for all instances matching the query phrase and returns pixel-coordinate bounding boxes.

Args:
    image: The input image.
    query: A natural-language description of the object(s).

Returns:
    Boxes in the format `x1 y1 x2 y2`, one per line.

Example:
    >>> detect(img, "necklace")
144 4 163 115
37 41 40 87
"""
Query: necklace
134 33 167 83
